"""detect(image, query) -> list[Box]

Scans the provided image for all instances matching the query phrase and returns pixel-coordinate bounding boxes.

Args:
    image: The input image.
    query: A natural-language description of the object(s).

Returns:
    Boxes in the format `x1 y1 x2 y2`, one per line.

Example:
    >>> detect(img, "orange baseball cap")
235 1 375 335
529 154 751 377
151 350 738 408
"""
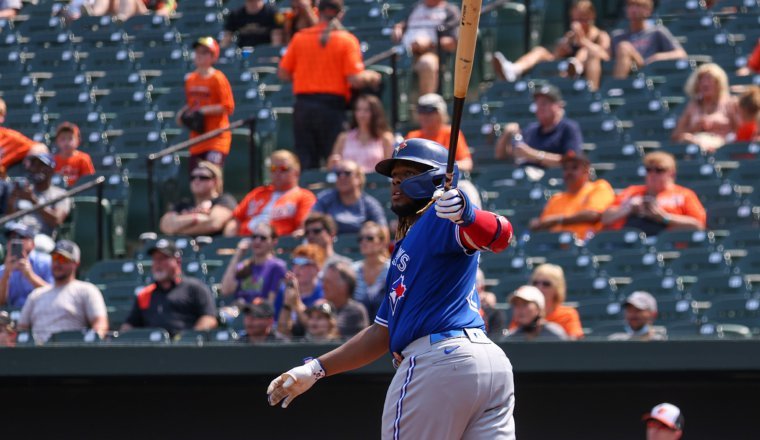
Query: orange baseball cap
55 122 81 140
192 36 220 62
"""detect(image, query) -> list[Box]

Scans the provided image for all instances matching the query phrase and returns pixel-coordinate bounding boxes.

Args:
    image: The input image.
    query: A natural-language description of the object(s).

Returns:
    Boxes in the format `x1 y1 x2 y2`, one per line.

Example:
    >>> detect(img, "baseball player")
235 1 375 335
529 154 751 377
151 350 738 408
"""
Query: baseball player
267 139 516 439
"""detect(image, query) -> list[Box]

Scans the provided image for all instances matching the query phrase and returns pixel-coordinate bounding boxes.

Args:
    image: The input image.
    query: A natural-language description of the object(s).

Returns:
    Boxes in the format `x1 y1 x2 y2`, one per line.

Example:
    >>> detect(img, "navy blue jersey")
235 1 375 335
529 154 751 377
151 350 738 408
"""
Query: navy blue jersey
375 208 485 354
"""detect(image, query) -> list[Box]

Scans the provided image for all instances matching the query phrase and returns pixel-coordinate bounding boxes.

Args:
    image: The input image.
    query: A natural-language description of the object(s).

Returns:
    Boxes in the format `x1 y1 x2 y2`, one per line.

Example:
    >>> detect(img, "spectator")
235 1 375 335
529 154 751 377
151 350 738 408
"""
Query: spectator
671 63 741 152
735 85 760 142
219 222 287 304
493 0 610 90
391 0 459 95
0 222 52 308
239 299 289 343
121 239 218 336
303 213 353 267
494 84 584 168
17 240 108 343
0 310 17 347
601 152 706 236
0 98 40 170
176 37 235 172
527 264 583 339
52 122 95 187
221 0 284 49
283 0 318 43
7 151 72 239
529 151 615 240
406 93 473 173
610 0 687 79
608 291 667 341
505 285 569 341
322 261 369 338
0 0 21 18
303 302 340 342
476 268 506 337
352 221 390 320
116 0 176 21
159 161 236 237
744 38 760 75
642 403 684 440
278 0 381 170
328 94 395 173
275 244 326 336
311 160 388 235
55 0 115 23
226 150 316 237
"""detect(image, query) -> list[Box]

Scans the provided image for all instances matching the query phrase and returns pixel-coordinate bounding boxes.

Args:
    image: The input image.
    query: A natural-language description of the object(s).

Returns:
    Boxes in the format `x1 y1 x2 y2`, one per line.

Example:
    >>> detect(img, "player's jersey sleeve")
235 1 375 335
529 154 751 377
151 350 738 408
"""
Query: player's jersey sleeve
422 209 473 255
374 295 389 327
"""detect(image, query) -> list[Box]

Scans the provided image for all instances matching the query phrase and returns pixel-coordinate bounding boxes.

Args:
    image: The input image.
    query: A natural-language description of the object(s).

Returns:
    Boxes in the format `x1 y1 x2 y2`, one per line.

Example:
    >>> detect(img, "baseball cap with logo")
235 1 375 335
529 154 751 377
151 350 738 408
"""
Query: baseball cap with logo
4 221 37 239
307 302 337 319
148 239 182 258
642 403 684 431
533 84 563 103
192 37 220 61
53 239 81 263
625 291 658 313
509 285 546 314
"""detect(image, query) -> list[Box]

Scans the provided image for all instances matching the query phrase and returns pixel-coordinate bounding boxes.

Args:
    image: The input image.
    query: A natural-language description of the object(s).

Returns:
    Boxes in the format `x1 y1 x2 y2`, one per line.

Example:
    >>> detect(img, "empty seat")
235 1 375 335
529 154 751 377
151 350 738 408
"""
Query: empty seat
617 274 683 299
684 272 749 300
520 231 578 256
667 248 731 277
110 328 171 344
585 229 648 256
86 259 145 287
654 230 716 251
598 249 663 278
48 329 102 344
702 295 760 332
575 298 622 326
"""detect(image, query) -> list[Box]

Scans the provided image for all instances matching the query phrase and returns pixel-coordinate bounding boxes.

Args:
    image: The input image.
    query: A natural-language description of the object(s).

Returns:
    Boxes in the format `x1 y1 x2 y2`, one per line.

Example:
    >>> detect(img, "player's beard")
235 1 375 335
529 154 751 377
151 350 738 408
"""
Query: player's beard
392 197 428 240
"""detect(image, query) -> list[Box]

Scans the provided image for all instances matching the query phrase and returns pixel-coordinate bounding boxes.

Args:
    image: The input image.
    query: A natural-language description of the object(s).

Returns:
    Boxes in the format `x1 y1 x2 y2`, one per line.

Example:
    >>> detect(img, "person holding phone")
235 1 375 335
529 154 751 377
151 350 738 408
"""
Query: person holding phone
0 222 53 308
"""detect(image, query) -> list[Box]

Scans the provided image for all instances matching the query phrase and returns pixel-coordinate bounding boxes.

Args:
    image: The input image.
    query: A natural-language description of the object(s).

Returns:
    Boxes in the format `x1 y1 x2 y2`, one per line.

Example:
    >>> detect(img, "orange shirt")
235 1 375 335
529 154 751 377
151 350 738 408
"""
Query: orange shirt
607 184 707 230
540 179 615 239
279 22 365 101
54 150 95 186
405 126 472 161
184 69 235 155
0 127 35 169
735 120 757 142
508 304 584 338
233 185 316 236
748 39 760 73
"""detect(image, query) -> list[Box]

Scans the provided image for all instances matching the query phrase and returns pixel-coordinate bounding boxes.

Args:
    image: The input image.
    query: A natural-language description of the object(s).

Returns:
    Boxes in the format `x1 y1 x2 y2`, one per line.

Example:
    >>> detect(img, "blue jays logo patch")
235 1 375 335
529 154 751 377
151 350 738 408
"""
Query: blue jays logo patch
388 274 407 315
394 141 408 156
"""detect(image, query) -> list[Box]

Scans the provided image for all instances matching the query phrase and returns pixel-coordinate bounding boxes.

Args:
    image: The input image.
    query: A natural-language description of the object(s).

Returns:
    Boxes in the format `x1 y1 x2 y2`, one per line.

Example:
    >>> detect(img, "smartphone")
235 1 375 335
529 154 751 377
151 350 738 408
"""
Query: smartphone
9 239 23 259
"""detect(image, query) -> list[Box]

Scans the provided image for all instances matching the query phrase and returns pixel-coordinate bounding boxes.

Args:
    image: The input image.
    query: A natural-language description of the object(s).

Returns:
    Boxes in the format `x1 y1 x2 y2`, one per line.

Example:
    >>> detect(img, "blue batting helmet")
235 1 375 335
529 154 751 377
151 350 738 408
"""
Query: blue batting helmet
375 138 459 200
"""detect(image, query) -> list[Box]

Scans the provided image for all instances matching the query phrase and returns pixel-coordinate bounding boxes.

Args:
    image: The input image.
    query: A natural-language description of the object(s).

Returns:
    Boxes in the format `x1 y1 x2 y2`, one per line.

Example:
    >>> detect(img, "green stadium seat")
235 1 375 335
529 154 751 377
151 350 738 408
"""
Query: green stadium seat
520 231 578 256
702 295 760 333
585 228 648 256
110 328 171 344
698 321 753 339
735 252 760 277
564 275 616 300
617 275 683 299
685 272 749 301
654 230 716 252
575 297 622 326
174 329 210 345
667 248 731 277
14 331 36 346
722 227 760 252
706 201 758 230
688 180 740 205
598 249 663 278
86 259 145 288
540 253 598 278
49 329 102 344
712 141 760 161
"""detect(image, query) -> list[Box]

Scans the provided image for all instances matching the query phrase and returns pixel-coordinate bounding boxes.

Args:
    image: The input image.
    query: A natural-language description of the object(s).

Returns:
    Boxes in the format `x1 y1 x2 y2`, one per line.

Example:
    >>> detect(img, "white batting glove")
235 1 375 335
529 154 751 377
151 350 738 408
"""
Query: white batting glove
434 188 466 224
266 358 326 408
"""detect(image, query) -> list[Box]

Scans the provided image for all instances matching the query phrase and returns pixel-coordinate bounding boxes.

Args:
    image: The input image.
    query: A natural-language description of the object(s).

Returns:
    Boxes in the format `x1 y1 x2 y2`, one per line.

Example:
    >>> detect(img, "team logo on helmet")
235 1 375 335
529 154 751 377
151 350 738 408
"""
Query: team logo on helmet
394 141 408 155
388 275 407 315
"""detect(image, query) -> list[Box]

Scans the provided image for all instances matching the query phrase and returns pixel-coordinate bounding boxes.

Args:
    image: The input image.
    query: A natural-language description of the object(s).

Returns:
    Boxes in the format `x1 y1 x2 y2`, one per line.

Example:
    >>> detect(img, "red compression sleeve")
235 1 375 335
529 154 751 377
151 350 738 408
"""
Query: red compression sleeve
458 210 514 253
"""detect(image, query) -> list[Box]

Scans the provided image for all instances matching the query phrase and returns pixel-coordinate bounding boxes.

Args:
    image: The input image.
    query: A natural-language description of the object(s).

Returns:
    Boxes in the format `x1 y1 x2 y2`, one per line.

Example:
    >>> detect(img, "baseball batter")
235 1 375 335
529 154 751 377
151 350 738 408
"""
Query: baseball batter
267 139 516 439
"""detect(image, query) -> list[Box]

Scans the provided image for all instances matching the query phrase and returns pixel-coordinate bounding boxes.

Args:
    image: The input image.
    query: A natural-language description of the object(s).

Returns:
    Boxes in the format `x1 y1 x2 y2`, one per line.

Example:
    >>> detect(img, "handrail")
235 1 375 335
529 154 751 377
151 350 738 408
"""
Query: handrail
363 45 403 128
145 117 258 231
0 176 107 259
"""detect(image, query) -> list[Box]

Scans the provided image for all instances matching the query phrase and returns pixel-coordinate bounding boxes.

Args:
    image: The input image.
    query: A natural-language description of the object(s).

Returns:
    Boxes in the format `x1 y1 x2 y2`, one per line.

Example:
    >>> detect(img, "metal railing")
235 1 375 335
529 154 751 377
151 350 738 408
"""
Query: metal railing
145 117 258 230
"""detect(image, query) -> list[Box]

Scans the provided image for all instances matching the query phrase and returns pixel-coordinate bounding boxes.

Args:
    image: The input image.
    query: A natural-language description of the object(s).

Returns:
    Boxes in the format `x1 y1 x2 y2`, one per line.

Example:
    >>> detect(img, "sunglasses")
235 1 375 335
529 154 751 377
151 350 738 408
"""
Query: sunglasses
645 167 669 174
358 235 377 243
270 165 291 173
52 253 74 264
292 257 316 267
305 227 325 236
532 280 552 288
190 174 214 181
251 234 270 241
335 170 354 177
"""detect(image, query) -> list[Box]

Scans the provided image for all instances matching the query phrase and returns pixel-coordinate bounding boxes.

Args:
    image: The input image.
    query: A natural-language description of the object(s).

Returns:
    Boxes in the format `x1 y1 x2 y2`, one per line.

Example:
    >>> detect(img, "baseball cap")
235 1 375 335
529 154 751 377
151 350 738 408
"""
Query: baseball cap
642 403 684 431
194 161 222 180
27 152 56 169
318 0 343 11
241 300 275 319
53 239 81 263
533 84 563 103
417 93 447 114
307 302 336 319
55 122 81 140
509 285 545 313
192 36 220 61
4 221 37 239
147 239 182 258
625 291 658 313
560 150 591 166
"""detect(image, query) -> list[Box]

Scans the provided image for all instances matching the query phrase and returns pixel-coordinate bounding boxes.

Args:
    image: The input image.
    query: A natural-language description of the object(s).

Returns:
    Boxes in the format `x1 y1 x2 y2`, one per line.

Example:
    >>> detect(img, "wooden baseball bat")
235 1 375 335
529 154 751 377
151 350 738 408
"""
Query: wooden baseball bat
445 0 482 191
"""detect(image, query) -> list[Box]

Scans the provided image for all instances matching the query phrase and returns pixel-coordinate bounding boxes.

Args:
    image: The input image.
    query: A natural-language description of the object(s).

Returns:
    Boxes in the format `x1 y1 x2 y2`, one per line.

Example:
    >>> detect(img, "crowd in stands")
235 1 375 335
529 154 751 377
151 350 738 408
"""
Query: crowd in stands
0 0 760 347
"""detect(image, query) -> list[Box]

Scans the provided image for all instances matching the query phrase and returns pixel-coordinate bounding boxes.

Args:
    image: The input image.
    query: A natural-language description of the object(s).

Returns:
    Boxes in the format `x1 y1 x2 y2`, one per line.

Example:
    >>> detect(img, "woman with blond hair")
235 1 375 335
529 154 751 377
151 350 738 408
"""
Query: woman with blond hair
671 63 741 152
508 264 584 339
352 221 390 319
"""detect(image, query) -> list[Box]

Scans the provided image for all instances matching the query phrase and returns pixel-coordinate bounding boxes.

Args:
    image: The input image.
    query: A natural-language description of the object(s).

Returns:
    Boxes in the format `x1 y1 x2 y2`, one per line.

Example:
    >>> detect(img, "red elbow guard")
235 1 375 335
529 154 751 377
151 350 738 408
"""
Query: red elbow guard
459 210 514 253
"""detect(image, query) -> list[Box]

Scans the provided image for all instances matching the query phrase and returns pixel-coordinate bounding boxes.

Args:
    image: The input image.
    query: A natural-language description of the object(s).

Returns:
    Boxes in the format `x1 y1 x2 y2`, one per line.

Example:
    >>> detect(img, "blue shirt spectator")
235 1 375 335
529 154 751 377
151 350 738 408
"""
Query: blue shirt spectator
311 160 388 234
0 222 53 308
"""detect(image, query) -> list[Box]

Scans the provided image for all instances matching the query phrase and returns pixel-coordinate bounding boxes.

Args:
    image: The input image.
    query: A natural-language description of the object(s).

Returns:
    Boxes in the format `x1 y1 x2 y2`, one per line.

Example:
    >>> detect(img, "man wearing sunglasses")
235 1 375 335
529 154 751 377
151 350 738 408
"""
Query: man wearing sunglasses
268 139 517 439
303 213 353 268
17 240 108 343
227 150 316 237
642 403 684 440
601 152 706 236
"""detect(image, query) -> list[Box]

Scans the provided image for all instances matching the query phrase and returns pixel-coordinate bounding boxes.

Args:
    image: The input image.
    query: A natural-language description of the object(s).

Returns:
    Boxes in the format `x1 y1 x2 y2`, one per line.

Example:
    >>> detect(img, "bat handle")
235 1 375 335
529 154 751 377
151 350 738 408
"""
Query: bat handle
445 97 465 190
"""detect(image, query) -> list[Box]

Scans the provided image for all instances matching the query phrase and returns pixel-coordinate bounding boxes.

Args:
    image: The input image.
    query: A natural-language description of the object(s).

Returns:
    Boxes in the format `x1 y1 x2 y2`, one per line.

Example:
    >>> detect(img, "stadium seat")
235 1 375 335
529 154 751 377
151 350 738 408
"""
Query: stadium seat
585 229 648 256
539 253 598 277
654 230 716 252
654 295 698 324
598 249 663 279
564 274 616 301
520 231 578 256
110 328 171 344
684 272 749 301
86 259 145 287
617 275 683 299
722 227 760 253
698 321 754 339
575 297 622 326
667 248 732 277
707 201 758 230
49 329 102 344
702 295 760 333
